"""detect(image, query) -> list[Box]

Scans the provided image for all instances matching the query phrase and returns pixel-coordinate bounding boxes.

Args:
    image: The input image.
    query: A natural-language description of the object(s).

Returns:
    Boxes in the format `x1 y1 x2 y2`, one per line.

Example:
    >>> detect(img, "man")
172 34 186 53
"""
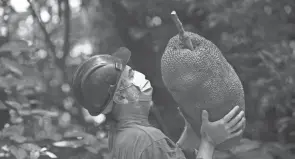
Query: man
72 47 245 159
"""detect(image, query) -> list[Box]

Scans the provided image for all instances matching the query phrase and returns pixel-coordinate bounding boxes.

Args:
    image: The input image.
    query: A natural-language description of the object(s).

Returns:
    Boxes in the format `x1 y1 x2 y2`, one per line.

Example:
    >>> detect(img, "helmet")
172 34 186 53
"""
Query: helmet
72 47 131 116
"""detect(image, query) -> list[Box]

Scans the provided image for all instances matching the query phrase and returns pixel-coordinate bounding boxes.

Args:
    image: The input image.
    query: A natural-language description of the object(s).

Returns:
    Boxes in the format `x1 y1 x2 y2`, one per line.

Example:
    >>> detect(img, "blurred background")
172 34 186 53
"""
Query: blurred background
0 0 295 158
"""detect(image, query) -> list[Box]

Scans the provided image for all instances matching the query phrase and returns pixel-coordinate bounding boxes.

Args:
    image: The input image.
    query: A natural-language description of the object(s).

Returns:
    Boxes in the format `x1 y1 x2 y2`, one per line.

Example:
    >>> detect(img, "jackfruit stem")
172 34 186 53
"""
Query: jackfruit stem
171 11 194 51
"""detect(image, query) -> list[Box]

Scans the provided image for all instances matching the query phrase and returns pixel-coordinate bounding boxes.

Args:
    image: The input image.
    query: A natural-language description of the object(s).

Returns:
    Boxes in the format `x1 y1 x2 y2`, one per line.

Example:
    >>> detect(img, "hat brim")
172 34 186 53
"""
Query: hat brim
111 47 131 68
97 47 131 115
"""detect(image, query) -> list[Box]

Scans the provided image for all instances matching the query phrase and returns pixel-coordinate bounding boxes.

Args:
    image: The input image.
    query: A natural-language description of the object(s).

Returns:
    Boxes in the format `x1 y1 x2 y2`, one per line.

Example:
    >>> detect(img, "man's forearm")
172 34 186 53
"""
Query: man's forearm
196 139 215 159
176 126 201 149
176 125 215 159
176 126 188 146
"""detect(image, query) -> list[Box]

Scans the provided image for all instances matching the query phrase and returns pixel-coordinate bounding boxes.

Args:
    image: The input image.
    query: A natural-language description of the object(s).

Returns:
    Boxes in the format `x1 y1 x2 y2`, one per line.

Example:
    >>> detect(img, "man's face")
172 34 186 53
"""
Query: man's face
121 65 134 83
98 66 154 122
121 66 152 92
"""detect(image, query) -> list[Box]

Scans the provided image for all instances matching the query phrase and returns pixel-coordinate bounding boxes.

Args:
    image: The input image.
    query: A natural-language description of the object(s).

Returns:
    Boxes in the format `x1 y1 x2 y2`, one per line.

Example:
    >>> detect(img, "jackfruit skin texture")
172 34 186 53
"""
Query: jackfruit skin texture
161 32 245 150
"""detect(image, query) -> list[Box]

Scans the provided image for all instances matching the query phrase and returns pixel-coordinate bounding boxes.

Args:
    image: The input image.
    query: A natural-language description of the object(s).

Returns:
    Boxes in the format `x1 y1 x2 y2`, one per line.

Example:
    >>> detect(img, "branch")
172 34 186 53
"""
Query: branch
171 11 194 51
61 0 71 68
27 0 56 62
171 11 185 37
4 101 59 117
18 109 59 117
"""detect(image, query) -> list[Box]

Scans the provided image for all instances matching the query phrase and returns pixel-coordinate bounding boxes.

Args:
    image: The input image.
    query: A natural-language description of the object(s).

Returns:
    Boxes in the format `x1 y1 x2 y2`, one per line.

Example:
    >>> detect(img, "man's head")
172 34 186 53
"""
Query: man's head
72 47 153 122
111 65 153 120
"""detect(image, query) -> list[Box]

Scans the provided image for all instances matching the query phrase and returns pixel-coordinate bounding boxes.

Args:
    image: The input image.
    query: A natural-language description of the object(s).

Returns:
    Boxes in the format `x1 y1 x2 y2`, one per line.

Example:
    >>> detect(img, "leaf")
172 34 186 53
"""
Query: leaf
29 150 40 159
63 130 89 138
63 130 97 145
0 101 7 110
5 101 23 110
0 40 31 53
40 147 47 152
84 139 108 154
9 146 27 159
52 140 84 148
43 151 58 158
0 58 23 76
85 146 100 154
20 143 41 152
0 76 20 89
83 134 97 145
10 134 27 143
58 112 71 127
1 125 24 137
230 139 261 154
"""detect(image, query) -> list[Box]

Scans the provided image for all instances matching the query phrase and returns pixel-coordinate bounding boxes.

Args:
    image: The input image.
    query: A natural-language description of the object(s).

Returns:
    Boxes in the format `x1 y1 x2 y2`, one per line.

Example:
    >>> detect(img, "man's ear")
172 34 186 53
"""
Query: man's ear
113 92 128 105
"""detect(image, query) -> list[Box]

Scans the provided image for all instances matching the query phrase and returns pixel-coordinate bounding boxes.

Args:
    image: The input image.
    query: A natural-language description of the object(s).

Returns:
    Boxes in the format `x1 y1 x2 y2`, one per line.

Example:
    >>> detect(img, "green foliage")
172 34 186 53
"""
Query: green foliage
202 0 295 143
0 39 109 158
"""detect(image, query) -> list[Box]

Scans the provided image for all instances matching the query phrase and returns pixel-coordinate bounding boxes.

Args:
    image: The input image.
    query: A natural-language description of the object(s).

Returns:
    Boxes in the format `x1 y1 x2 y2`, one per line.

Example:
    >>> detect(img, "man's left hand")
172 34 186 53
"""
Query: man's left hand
200 106 245 146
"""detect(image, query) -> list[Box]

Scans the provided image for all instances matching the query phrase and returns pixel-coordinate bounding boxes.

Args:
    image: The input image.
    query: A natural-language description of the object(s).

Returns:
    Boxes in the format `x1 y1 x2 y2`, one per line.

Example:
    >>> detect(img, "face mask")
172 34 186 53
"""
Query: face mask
119 71 153 102
131 71 153 102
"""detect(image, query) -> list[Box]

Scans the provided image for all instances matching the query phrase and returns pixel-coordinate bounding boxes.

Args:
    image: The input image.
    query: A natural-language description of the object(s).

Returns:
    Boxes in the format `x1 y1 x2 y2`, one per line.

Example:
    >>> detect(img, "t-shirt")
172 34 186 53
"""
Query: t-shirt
109 121 198 159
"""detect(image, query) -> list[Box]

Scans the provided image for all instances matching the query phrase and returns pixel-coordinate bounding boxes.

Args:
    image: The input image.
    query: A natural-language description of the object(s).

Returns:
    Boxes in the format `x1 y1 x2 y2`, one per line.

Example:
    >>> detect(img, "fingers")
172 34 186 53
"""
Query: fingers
229 129 243 139
202 110 209 123
229 117 245 133
227 111 245 128
223 106 240 123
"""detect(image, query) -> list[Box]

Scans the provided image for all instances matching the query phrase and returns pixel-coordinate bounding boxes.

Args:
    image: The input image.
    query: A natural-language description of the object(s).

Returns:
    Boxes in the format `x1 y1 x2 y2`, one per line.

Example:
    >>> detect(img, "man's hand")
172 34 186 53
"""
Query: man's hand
200 106 245 146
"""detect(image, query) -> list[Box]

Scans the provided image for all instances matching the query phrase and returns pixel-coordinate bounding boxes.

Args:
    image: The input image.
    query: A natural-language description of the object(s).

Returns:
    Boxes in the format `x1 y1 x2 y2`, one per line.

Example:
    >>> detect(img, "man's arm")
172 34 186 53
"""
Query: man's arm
176 125 200 159
176 124 200 149
176 107 201 150
195 139 214 159
176 129 214 159
176 106 246 159
176 108 207 159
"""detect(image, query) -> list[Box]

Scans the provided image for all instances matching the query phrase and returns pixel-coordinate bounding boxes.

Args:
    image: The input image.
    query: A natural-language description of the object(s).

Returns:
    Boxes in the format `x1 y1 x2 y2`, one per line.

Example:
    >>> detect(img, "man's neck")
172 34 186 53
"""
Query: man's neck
116 113 150 127
107 104 151 151
115 105 150 127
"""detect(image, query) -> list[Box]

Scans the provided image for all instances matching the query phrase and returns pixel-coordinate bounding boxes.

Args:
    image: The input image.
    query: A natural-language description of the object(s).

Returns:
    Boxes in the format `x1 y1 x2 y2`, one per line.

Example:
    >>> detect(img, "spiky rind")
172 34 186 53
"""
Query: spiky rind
161 31 245 150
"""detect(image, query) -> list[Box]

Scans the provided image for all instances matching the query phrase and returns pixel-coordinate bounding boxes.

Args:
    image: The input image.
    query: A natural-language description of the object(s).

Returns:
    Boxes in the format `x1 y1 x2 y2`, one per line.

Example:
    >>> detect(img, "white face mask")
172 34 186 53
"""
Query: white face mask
132 71 150 91
119 70 153 102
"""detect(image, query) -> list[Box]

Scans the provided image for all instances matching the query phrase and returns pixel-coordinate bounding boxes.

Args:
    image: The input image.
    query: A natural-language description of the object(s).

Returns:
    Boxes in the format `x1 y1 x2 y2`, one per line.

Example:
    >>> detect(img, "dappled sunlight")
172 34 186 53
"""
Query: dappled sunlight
17 25 29 37
70 41 93 58
0 8 4 16
70 0 82 12
40 8 51 23
25 15 34 25
36 49 48 59
10 0 29 13
0 27 8 36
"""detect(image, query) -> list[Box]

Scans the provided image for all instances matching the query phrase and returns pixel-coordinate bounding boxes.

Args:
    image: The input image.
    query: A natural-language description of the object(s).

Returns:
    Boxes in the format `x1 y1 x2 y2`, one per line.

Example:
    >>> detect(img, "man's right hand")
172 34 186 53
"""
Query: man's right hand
200 106 245 146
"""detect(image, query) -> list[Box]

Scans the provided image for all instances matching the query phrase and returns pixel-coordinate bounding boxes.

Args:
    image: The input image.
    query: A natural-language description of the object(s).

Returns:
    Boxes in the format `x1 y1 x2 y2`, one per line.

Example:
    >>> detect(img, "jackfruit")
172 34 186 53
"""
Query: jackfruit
161 11 245 150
